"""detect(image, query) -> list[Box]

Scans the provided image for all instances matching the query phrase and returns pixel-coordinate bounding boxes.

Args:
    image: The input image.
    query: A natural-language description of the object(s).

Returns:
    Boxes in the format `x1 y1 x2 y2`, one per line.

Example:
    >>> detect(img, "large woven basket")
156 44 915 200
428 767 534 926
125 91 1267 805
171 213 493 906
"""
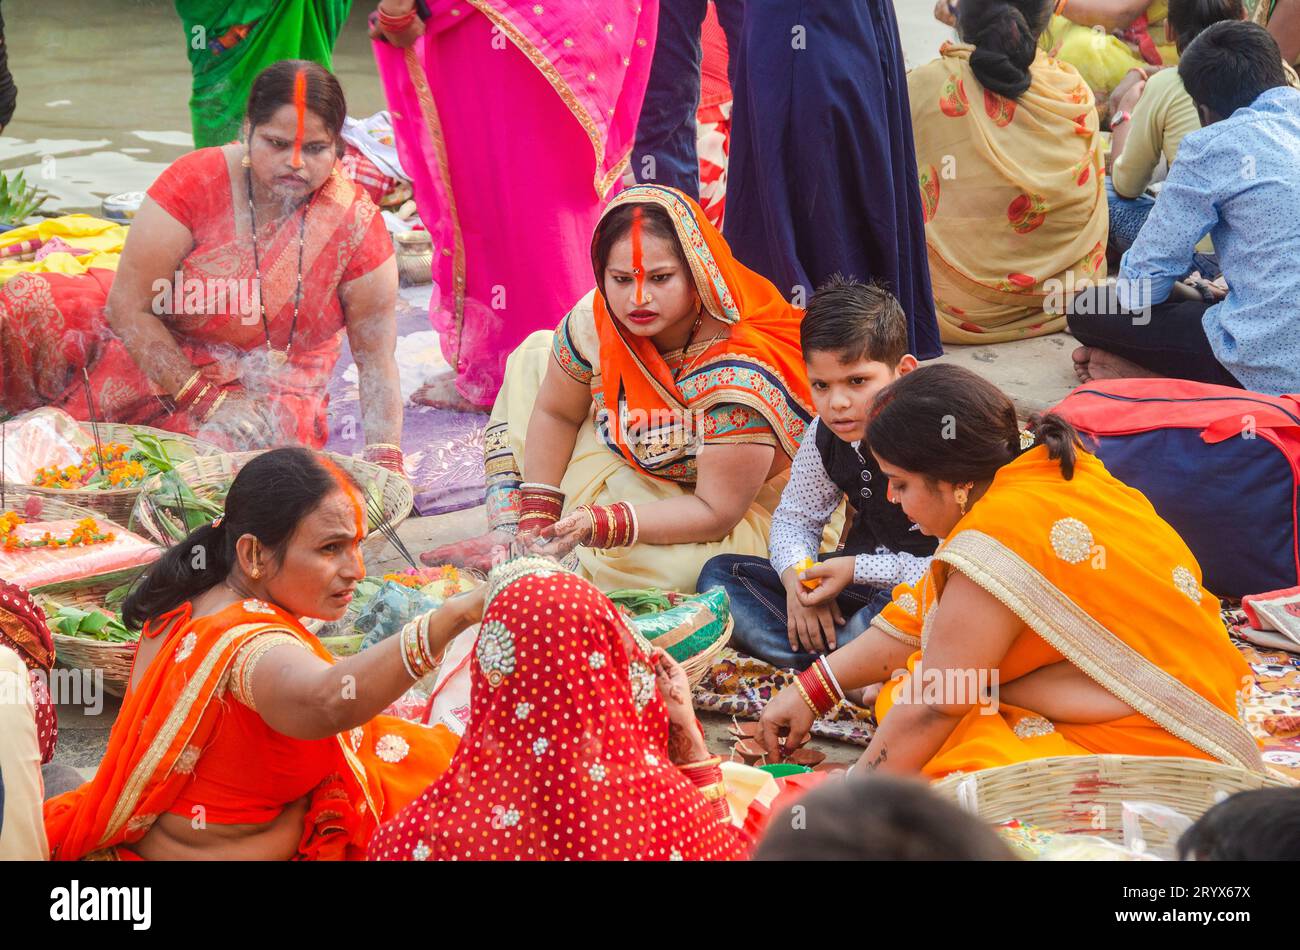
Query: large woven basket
16 423 220 524
31 573 142 698
130 450 415 565
1 486 103 523
930 754 1295 852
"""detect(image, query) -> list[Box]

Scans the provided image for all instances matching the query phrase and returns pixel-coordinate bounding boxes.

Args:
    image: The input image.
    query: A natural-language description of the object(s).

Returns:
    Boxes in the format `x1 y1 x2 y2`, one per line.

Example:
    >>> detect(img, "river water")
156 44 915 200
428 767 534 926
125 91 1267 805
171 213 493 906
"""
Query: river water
1 0 951 215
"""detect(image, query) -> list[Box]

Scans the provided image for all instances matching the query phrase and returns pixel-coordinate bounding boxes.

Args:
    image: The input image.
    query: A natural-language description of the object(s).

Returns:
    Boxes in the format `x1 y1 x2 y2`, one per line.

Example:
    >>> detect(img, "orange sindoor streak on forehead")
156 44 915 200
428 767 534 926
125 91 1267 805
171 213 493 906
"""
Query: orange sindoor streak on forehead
320 457 365 543
291 68 307 168
630 207 645 301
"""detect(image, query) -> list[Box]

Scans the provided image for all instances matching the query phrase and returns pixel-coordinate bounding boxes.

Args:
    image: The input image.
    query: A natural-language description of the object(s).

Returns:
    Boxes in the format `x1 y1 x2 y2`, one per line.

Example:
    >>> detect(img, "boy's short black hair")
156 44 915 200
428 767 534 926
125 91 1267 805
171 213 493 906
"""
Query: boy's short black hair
1177 788 1300 860
753 774 1014 861
1167 0 1244 53
1179 21 1288 119
800 274 910 368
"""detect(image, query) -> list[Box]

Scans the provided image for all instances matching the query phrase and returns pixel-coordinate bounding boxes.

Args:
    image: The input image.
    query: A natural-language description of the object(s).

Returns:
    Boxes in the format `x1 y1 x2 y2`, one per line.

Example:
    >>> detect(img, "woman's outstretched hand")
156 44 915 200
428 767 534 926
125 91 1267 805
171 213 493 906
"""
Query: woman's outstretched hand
758 680 817 762
528 511 593 559
420 530 515 572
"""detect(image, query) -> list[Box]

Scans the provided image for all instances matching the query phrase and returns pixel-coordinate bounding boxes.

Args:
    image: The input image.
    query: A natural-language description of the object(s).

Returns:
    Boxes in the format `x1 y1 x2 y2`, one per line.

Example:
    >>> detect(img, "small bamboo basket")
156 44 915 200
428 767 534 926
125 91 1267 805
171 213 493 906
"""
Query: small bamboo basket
16 423 220 524
930 754 1295 851
130 450 415 565
680 616 733 687
31 564 146 699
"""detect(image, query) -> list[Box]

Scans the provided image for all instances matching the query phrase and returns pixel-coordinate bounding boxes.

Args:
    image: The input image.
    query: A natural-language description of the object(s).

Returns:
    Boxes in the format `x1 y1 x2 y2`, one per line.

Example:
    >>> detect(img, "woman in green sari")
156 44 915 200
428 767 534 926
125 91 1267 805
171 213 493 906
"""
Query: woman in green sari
177 0 352 148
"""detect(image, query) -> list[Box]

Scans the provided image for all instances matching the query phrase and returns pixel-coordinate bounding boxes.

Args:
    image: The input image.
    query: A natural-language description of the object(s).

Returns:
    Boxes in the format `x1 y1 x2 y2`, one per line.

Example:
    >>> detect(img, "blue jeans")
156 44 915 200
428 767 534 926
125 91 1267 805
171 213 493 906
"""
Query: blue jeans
631 0 744 196
1106 177 1220 279
698 553 892 671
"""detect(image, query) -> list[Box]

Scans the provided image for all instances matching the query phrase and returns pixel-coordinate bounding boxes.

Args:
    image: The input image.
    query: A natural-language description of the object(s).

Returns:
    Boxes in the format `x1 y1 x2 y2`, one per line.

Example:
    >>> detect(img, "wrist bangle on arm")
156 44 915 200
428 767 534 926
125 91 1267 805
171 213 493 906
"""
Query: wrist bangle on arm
579 502 638 548
795 657 841 717
174 369 203 406
679 756 730 823
518 483 565 535
364 443 406 476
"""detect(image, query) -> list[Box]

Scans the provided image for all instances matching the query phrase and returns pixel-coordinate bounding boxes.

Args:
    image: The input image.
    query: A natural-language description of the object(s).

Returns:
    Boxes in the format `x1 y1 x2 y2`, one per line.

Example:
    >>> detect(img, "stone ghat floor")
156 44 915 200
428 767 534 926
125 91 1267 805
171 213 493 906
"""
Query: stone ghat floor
55 333 1080 778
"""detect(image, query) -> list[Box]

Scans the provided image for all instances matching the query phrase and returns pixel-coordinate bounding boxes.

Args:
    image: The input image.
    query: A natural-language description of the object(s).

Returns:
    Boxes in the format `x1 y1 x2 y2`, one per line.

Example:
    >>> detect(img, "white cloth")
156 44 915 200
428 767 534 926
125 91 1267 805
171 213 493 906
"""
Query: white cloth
0 645 48 860
768 418 930 588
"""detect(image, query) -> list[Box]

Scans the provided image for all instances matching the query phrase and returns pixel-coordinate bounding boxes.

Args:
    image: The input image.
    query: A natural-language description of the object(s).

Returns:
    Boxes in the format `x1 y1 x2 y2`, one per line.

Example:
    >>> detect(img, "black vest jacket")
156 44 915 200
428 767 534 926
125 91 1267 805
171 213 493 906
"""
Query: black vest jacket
814 420 937 558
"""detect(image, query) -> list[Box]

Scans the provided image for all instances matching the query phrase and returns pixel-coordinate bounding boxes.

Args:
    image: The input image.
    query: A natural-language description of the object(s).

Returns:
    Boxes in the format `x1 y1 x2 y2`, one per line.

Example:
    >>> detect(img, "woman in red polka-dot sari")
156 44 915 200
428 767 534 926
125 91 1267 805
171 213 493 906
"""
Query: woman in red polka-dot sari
368 556 749 861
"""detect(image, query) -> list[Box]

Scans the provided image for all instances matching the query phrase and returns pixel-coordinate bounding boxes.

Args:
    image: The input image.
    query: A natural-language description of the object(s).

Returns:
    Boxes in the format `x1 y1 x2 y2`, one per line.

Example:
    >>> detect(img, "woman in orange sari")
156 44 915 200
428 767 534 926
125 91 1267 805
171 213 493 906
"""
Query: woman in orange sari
44 448 464 860
425 185 821 594
0 61 403 469
759 364 1262 778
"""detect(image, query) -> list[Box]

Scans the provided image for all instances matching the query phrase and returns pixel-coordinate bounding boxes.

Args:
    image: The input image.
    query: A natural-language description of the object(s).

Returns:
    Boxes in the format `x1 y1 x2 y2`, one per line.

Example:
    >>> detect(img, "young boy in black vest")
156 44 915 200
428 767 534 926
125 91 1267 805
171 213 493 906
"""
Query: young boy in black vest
698 276 936 670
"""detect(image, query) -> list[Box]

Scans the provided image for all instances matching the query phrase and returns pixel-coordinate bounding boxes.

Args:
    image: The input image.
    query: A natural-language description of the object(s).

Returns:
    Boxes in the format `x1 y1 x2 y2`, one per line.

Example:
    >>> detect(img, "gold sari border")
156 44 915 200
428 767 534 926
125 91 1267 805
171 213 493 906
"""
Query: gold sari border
404 46 467 360
871 616 921 649
936 530 1263 772
102 621 288 844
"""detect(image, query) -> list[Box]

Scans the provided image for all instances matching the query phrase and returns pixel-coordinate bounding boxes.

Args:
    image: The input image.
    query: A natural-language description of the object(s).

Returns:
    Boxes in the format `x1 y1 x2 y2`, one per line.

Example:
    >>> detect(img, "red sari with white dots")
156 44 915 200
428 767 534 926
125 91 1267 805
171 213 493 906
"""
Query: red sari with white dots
367 562 749 861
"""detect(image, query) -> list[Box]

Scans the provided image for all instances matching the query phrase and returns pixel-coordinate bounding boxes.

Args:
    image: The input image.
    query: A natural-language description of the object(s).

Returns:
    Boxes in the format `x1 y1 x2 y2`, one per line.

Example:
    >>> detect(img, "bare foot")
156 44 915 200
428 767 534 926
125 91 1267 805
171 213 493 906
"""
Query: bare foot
1084 348 1162 381
410 373 490 413
420 529 515 572
1072 345 1094 384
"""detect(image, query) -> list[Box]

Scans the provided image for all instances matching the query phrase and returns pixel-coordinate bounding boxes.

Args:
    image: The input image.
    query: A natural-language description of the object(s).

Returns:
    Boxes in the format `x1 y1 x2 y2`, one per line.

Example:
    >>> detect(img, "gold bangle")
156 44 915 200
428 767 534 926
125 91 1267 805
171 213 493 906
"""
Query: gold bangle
696 781 727 803
680 755 723 772
200 390 228 424
793 678 820 717
175 370 202 403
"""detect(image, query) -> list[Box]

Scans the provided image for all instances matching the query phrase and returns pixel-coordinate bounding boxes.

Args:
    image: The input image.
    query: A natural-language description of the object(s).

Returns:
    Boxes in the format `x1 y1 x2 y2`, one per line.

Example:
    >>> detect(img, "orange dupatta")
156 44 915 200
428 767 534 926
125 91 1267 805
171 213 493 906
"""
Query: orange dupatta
44 599 458 860
871 446 1262 777
590 185 814 474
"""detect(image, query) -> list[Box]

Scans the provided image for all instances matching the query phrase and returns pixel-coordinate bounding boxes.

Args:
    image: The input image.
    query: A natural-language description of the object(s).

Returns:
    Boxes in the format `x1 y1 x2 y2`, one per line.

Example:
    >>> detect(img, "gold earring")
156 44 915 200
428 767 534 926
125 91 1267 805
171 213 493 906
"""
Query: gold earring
241 152 252 168
251 564 262 580
954 483 973 516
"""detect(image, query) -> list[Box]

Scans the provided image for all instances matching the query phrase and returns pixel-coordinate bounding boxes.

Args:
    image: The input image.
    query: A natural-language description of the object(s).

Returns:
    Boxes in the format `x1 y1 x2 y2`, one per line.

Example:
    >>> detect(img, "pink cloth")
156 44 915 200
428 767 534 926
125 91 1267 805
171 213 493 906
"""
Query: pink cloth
373 1 658 406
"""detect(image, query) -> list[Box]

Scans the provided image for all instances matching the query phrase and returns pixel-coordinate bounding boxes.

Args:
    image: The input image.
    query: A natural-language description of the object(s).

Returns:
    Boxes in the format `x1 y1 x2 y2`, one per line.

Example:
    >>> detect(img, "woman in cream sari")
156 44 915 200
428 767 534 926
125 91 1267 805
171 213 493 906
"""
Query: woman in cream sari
759 365 1261 777
911 0 1108 344
425 185 830 594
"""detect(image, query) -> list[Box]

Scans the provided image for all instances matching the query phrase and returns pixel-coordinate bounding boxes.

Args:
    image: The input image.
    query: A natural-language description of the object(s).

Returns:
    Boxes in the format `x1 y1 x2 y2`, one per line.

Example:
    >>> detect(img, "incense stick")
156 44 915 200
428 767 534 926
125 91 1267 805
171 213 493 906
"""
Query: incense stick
366 492 418 570
82 369 106 476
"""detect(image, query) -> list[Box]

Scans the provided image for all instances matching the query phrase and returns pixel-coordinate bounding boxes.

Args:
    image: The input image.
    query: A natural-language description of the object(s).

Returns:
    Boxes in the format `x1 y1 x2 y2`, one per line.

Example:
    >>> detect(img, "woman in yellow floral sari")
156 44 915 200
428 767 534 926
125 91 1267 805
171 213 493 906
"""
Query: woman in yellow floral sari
759 365 1262 778
911 0 1108 344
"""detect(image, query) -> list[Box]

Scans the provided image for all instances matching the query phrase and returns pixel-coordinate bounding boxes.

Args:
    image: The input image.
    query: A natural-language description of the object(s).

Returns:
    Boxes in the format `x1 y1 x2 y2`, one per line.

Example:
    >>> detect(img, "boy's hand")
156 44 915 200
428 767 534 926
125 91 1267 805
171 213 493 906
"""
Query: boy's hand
795 557 855 606
781 566 846 654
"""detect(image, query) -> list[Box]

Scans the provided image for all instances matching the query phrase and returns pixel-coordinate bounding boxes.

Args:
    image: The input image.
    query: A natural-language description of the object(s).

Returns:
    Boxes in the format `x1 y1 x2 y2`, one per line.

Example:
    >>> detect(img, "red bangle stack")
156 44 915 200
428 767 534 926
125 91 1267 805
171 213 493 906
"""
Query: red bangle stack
176 374 226 425
795 656 844 717
364 443 406 476
580 502 639 548
518 483 564 536
377 5 418 31
679 755 730 824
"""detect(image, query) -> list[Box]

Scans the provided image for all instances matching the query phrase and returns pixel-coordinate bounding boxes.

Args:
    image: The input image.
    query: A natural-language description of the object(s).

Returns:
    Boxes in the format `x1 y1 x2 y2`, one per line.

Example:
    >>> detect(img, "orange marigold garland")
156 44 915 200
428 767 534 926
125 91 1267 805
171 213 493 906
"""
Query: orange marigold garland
1 513 116 551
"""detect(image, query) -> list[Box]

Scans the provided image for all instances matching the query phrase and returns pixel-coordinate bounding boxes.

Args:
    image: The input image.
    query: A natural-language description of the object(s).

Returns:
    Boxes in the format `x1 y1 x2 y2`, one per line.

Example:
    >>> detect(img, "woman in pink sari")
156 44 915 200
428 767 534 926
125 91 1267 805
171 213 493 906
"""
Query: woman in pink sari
370 0 658 411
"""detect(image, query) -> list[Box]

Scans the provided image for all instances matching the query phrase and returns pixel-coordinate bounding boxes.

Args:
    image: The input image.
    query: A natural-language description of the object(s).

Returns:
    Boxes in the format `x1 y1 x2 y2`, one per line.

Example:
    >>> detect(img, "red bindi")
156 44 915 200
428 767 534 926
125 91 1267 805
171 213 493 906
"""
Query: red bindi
291 68 307 168
630 207 645 301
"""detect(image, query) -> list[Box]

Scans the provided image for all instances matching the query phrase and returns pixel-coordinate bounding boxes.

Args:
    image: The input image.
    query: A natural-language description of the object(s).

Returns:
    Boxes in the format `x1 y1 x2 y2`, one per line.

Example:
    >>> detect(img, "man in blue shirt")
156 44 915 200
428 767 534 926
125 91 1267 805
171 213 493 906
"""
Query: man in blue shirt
1069 21 1300 396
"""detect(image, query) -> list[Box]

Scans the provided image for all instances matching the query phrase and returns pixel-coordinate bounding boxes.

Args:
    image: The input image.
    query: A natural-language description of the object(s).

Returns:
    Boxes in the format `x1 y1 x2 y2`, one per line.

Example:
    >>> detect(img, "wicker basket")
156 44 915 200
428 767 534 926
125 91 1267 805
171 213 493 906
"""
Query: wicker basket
31 575 141 698
15 423 220 524
930 754 1295 851
681 615 733 687
1 486 104 523
130 450 415 565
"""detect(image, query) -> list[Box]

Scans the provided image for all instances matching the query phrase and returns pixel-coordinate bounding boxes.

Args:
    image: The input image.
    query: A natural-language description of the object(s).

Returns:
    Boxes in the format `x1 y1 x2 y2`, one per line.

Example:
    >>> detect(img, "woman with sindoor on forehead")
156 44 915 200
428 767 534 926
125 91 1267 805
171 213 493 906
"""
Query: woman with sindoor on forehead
424 185 831 595
0 61 405 471
44 448 466 861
